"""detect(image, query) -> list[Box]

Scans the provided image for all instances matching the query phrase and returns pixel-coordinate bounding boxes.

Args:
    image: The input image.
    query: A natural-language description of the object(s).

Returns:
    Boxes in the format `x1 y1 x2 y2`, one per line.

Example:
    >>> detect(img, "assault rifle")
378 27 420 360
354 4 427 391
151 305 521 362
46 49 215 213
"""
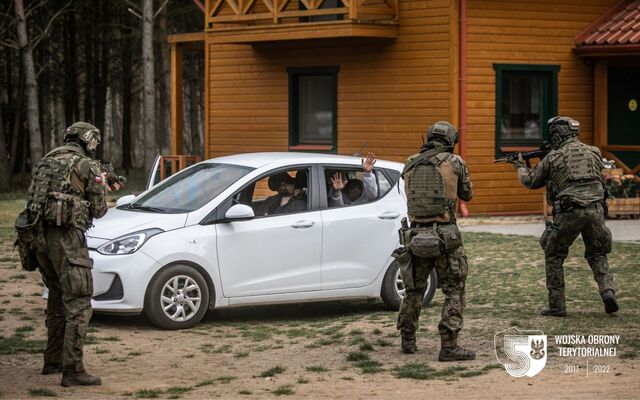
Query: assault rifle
100 161 128 188
493 141 552 168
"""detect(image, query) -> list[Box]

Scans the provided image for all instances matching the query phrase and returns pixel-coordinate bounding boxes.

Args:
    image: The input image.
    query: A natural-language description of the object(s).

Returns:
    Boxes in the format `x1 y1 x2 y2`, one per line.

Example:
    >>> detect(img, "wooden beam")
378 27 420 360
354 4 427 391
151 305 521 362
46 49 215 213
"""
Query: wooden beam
170 43 184 155
594 58 607 149
167 31 205 44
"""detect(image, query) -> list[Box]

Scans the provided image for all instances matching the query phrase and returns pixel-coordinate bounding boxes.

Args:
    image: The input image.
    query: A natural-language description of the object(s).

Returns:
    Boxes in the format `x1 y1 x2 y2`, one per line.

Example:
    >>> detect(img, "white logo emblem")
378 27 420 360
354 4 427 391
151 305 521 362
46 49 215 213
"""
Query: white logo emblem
495 327 547 377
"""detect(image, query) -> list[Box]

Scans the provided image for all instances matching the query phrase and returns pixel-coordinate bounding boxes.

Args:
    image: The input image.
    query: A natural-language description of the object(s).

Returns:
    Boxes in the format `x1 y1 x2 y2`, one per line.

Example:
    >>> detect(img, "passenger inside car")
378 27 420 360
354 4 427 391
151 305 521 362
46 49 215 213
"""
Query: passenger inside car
328 153 378 207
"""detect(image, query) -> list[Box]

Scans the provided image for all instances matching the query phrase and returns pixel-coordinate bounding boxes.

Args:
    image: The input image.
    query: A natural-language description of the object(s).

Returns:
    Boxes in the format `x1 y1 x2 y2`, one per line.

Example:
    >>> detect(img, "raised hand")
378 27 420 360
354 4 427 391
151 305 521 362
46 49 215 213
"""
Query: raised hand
361 152 377 173
331 172 346 191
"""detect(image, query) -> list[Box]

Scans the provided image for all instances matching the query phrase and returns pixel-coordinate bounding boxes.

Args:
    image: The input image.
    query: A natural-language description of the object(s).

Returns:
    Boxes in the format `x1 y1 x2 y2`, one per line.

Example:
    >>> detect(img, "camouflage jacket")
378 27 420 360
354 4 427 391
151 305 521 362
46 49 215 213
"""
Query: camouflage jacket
518 138 605 207
27 143 108 225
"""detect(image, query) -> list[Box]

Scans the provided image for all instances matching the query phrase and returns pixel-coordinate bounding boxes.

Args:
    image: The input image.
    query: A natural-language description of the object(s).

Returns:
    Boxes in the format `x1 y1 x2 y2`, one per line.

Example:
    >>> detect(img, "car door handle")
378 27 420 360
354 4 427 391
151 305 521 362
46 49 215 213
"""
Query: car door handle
291 221 315 229
378 211 401 220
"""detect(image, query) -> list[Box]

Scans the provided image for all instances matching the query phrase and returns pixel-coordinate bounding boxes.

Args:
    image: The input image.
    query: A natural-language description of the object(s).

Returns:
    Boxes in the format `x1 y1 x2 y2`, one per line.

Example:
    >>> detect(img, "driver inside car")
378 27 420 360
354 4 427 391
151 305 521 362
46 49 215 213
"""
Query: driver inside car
255 172 306 216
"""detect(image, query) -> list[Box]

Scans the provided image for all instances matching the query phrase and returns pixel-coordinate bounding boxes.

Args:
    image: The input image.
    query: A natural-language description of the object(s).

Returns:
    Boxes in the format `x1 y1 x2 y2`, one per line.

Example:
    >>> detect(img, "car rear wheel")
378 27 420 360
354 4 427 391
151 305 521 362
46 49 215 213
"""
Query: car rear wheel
144 264 210 330
380 260 437 311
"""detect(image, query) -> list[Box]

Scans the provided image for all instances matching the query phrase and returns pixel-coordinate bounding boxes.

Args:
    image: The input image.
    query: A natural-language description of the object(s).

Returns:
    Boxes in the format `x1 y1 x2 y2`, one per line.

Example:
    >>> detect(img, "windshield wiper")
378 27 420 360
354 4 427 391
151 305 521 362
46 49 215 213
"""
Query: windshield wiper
126 204 167 213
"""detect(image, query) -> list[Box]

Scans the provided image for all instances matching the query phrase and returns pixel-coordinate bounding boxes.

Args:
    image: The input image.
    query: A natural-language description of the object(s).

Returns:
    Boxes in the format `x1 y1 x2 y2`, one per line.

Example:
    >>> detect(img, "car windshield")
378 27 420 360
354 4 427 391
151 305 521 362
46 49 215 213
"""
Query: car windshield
129 163 253 213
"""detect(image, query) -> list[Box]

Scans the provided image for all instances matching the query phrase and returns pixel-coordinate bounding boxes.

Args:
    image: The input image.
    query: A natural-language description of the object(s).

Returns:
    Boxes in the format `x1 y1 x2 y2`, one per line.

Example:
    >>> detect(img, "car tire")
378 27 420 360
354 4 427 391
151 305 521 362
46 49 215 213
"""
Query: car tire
380 260 438 311
144 264 210 330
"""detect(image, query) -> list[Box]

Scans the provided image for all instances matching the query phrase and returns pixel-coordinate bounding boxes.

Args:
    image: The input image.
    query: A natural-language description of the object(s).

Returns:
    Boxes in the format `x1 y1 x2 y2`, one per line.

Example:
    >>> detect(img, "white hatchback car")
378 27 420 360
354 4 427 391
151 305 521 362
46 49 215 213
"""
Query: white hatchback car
87 153 437 329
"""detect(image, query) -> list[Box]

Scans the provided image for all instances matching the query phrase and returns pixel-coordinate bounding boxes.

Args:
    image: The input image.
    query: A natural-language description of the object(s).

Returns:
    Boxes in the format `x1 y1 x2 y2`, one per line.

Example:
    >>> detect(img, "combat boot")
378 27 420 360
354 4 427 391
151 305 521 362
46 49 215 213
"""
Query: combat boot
401 332 417 354
601 290 619 314
61 371 102 387
41 364 62 375
438 347 476 362
540 308 567 317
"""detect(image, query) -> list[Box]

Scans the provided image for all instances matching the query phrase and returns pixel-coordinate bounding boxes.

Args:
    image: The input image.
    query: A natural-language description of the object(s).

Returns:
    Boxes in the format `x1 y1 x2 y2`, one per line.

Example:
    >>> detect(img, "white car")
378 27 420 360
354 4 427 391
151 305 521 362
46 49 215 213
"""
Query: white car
87 153 437 329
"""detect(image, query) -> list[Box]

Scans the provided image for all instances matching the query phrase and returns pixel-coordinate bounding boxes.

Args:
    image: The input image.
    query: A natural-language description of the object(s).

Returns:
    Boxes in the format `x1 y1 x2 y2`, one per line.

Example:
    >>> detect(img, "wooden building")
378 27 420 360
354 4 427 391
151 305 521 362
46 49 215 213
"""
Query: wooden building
169 0 640 215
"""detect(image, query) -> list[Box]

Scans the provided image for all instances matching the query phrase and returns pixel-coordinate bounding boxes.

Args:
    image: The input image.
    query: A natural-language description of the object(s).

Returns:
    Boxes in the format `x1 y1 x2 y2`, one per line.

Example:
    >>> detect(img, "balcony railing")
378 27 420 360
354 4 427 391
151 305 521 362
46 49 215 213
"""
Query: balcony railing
205 0 398 28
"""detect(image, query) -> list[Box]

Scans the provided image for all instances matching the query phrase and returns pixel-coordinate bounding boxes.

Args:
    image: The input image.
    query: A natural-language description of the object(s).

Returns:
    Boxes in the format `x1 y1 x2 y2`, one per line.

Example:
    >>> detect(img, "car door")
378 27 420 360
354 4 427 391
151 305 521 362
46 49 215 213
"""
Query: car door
320 166 404 290
215 166 322 297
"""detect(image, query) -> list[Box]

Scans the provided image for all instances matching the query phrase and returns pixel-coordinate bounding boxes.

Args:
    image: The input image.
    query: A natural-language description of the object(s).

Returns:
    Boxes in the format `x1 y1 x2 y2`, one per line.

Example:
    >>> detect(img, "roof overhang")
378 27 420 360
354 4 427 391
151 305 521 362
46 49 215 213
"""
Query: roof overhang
574 0 640 57
167 32 205 50
574 43 640 57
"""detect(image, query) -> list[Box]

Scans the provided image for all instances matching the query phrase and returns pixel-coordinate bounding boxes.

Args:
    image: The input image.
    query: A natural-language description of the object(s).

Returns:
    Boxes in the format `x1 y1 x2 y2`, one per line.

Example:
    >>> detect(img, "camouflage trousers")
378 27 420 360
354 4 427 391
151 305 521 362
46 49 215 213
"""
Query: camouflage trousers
397 246 468 348
36 227 94 373
541 202 614 310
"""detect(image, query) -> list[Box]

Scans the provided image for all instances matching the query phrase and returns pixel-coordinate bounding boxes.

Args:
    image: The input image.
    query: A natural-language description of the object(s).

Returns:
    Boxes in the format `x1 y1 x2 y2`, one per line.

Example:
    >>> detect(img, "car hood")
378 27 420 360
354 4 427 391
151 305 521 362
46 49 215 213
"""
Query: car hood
85 207 189 246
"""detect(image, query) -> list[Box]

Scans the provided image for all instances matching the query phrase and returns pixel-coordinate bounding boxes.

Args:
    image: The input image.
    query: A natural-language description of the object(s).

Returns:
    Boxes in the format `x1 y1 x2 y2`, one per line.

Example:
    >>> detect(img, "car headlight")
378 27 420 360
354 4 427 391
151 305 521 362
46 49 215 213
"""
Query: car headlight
97 228 164 255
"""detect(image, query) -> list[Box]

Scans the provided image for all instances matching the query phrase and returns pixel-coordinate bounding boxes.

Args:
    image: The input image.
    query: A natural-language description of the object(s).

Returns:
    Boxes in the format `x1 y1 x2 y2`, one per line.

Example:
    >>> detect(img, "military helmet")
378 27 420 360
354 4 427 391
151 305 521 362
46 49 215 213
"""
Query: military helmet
426 121 458 146
548 116 579 149
63 121 101 152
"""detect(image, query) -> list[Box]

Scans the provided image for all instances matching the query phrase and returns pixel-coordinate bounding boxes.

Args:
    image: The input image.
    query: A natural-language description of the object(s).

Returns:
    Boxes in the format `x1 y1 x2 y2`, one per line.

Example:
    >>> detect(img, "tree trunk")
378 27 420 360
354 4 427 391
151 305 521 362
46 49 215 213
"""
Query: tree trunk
121 22 133 173
94 0 109 160
9 70 24 174
15 0 44 167
142 0 156 174
63 11 78 125
83 1 93 122
0 111 11 192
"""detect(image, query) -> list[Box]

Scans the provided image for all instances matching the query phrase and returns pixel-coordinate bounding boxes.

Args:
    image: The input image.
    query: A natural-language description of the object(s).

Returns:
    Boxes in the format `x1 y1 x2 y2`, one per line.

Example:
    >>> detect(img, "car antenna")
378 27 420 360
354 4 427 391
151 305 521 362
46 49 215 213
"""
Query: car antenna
353 141 368 157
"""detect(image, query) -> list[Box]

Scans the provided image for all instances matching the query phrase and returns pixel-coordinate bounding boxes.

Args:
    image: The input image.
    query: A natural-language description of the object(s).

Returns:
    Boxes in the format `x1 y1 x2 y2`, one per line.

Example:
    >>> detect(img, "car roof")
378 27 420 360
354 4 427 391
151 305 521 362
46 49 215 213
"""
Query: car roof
206 152 404 171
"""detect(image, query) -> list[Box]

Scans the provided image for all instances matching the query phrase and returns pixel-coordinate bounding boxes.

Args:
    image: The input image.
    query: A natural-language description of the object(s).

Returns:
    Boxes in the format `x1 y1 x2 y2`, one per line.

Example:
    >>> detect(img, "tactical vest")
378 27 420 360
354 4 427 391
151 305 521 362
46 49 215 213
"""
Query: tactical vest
26 146 90 230
553 141 602 192
405 151 458 221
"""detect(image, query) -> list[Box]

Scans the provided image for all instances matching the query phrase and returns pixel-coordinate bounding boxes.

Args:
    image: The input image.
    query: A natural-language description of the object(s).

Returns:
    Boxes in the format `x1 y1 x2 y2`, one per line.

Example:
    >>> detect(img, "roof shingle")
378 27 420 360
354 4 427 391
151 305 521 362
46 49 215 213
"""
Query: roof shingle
576 0 640 47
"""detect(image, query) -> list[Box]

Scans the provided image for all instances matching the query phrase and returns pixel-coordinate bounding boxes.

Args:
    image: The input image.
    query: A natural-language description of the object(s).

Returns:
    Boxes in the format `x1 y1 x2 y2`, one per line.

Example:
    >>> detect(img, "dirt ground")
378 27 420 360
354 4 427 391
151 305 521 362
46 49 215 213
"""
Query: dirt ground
1 269 639 399
1 198 639 399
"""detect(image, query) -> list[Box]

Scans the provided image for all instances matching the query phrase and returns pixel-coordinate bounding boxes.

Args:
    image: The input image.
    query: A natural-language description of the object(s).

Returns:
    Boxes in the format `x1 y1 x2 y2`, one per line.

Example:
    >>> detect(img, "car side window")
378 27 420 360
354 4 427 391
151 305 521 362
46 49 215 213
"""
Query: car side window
324 167 380 209
236 168 310 217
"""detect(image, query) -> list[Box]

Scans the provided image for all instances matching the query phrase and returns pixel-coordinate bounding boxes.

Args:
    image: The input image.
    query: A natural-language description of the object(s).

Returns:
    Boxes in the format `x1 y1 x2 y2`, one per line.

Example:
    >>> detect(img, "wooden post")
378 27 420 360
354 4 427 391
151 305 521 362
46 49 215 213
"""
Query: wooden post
594 58 608 149
170 43 184 155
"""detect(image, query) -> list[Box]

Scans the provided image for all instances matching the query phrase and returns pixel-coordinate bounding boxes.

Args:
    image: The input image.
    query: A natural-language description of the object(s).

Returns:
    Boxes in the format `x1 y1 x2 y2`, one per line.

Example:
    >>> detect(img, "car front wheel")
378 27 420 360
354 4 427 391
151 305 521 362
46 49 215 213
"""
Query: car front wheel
380 260 437 311
144 264 210 330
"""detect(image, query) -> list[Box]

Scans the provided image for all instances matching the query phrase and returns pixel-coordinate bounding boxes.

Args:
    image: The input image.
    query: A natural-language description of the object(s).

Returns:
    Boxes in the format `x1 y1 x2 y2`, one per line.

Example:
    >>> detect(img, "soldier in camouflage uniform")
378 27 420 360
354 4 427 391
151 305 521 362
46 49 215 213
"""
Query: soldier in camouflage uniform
396 121 475 361
25 122 119 386
517 116 618 317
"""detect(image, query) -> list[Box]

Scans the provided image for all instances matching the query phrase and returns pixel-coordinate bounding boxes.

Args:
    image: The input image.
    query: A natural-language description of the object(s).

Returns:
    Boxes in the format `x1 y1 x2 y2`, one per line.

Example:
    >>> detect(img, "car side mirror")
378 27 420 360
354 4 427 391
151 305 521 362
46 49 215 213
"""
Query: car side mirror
224 204 255 221
116 194 136 207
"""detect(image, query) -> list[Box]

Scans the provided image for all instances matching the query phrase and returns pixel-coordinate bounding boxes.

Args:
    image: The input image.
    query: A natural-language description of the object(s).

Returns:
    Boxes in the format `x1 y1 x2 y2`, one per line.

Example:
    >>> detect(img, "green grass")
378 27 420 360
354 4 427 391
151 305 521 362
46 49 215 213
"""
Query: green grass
296 377 309 384
27 387 57 397
234 350 250 358
393 363 469 380
239 389 252 395
259 366 286 377
194 379 214 387
95 348 109 354
134 389 162 398
346 351 369 362
0 335 46 355
305 365 328 373
273 385 295 396
166 387 191 395
216 376 237 384
101 336 121 342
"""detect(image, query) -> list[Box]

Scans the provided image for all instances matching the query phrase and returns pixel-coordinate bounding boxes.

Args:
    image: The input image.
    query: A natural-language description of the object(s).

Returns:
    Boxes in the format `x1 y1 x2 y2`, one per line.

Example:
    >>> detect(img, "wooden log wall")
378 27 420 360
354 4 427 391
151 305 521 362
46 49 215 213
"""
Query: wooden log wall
465 0 617 214
206 0 457 160
206 0 618 214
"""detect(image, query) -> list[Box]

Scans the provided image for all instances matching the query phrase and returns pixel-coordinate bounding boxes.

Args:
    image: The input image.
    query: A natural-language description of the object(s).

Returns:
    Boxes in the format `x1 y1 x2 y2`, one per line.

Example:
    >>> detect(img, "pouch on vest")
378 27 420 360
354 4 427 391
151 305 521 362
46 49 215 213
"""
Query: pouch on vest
409 228 442 258
43 192 91 230
393 247 415 291
438 224 462 253
14 209 45 271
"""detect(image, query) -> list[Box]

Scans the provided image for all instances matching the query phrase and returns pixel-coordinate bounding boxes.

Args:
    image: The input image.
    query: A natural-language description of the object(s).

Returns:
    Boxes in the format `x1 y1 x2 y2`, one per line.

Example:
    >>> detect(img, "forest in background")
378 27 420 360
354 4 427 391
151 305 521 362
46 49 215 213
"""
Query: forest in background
0 0 205 192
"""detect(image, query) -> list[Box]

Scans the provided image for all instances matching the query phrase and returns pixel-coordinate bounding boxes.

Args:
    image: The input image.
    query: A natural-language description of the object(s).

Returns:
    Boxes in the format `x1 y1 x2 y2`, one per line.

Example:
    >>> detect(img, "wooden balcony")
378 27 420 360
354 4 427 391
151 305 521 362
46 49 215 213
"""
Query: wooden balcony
205 0 399 43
